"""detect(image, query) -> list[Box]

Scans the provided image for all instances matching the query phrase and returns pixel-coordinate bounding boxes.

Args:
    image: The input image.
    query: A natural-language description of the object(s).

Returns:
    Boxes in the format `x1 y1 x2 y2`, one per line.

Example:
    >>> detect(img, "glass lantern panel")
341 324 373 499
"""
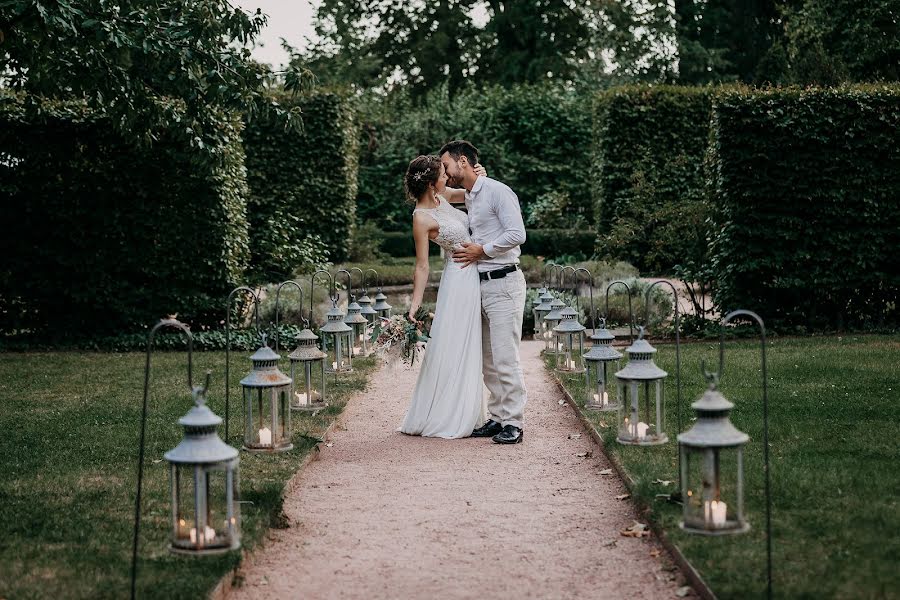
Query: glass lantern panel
203 466 232 547
682 446 745 533
244 387 275 447
277 387 290 441
617 380 664 443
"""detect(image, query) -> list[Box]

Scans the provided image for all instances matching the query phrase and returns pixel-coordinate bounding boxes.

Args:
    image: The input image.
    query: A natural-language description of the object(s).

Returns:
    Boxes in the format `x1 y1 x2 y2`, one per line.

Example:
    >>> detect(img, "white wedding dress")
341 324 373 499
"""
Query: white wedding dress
399 196 486 438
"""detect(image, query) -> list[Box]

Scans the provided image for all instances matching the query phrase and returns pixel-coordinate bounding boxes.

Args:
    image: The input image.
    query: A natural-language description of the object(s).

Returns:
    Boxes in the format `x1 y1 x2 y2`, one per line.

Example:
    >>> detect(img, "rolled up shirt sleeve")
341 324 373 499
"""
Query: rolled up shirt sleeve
481 186 526 258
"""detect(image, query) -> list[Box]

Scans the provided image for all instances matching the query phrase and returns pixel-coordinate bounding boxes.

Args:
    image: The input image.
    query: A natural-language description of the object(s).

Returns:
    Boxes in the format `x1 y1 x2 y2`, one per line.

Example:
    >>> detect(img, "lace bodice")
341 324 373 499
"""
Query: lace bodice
413 196 472 255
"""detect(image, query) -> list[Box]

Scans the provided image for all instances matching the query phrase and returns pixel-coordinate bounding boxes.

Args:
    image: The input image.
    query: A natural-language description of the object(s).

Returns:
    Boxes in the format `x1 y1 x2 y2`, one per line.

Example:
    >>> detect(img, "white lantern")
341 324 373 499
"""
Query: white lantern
615 329 668 445
165 382 240 555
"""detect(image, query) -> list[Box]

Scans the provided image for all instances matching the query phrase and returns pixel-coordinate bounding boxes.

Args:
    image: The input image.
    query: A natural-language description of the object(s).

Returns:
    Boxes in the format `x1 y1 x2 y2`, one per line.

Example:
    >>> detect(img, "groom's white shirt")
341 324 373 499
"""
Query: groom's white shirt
464 176 527 273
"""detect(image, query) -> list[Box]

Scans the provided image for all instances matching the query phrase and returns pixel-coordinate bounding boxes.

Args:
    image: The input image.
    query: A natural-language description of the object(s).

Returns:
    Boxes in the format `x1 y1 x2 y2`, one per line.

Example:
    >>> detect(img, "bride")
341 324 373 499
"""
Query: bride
398 155 486 438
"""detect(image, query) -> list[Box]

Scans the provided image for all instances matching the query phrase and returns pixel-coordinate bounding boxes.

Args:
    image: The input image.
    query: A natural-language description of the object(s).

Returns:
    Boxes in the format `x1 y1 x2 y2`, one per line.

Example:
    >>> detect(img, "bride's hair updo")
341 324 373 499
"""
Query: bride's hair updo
404 155 441 203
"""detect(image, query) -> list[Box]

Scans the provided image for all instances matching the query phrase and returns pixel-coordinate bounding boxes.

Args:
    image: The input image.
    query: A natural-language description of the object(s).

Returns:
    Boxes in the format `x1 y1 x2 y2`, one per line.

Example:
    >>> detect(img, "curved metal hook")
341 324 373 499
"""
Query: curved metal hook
561 266 578 313
309 269 335 319
132 318 195 600
549 264 564 291
541 262 556 287
224 286 261 441
718 309 772 600
273 280 305 353
336 269 354 303
362 268 379 294
575 267 595 329
644 280 683 457
604 280 635 341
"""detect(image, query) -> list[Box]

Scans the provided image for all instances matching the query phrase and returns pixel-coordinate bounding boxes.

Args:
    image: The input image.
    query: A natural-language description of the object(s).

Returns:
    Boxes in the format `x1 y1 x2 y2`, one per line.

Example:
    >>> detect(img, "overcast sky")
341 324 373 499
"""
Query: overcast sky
233 0 320 70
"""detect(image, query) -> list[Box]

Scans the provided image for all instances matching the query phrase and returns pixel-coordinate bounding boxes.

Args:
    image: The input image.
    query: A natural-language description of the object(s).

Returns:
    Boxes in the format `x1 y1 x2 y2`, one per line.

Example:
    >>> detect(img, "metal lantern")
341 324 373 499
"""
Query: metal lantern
344 295 370 357
615 328 668 445
542 297 566 354
678 377 750 535
359 268 380 325
373 289 392 319
583 323 622 411
288 327 327 411
357 290 377 324
241 337 293 453
166 378 241 555
321 300 354 374
533 290 554 337
553 306 585 373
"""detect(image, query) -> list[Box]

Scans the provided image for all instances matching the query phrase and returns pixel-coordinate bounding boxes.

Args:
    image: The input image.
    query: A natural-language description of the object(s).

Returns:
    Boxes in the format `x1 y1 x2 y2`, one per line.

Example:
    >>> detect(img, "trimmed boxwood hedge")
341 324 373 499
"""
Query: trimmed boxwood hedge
243 92 358 274
708 85 900 330
0 93 250 336
593 85 713 274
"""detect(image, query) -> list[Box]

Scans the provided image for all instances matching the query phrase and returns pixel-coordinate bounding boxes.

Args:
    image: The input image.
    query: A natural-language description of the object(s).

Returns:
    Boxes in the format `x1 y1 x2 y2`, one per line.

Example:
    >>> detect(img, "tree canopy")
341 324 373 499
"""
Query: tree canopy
0 0 309 153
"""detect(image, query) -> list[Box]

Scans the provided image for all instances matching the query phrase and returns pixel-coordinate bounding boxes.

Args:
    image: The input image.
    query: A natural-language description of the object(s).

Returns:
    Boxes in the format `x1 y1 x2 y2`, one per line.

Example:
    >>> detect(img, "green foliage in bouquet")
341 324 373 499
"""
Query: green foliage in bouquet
372 307 432 366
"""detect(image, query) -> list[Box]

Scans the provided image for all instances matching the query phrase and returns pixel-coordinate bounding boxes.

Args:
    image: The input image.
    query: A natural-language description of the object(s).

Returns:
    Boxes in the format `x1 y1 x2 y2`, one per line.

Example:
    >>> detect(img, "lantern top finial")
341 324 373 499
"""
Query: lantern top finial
677 381 749 448
165 371 238 464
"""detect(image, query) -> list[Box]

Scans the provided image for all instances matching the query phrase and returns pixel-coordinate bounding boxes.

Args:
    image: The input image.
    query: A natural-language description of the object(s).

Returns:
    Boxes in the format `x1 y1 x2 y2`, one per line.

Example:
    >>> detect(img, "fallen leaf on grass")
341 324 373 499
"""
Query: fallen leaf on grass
653 478 673 487
615 493 631 500
597 420 609 428
152 459 162 464
620 521 650 538
575 451 593 458
598 468 613 476
568 433 582 439
675 585 693 597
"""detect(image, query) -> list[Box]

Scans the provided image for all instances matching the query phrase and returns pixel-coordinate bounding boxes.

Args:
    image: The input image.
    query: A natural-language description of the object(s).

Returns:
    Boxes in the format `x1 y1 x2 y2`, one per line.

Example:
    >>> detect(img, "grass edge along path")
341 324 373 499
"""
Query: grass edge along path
0 351 378 600
544 335 900 600
548 369 717 600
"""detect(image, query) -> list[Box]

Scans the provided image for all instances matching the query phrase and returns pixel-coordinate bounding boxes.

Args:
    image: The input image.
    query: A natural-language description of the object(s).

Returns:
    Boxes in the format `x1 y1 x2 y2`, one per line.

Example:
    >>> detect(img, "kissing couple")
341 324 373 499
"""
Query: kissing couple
398 140 527 445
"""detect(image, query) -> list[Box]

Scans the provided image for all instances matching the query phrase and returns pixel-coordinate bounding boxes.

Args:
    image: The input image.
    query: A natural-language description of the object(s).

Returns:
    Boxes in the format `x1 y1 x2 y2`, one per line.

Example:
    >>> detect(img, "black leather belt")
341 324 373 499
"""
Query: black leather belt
479 264 519 281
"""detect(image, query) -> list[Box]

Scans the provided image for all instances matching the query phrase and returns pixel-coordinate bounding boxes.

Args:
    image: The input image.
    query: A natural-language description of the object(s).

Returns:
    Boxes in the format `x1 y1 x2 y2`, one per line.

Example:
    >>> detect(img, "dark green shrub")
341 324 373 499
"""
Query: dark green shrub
593 85 713 274
708 85 900 330
243 92 358 275
377 230 440 257
0 93 249 336
522 230 596 260
356 84 593 232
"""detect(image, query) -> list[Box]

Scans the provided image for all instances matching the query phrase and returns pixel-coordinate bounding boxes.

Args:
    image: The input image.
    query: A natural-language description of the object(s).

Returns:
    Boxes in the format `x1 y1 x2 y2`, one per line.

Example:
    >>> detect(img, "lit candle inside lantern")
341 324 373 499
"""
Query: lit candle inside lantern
353 346 362 355
636 421 649 438
593 392 609 406
332 361 338 370
295 391 308 406
704 500 727 527
189 525 216 544
258 427 272 445
566 358 575 369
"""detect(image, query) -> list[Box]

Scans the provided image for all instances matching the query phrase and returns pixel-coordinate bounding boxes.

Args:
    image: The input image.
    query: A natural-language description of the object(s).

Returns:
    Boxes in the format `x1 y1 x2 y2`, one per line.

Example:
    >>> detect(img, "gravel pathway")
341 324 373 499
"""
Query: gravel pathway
229 340 683 599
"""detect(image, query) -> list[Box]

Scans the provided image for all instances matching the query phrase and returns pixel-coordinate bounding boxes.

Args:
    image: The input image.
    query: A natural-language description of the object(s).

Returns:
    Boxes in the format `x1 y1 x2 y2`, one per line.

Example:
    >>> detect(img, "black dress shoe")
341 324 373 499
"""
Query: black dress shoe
492 425 524 444
471 419 503 437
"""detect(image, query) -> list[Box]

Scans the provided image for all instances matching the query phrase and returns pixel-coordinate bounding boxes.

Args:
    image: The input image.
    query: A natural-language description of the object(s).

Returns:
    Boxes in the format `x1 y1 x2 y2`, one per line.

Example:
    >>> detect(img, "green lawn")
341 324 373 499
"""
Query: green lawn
548 335 899 599
0 350 376 599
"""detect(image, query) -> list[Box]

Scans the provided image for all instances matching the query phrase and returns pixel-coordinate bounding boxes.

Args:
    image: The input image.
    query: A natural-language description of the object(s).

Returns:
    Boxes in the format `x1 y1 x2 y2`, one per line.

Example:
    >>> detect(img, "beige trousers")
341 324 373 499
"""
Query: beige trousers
480 269 527 429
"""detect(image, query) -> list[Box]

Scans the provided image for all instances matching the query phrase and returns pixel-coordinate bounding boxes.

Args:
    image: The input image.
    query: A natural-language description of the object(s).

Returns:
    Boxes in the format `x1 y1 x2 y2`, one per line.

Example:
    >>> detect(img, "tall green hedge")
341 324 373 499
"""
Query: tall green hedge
593 85 713 274
356 84 593 232
708 85 900 329
0 94 250 336
243 92 358 274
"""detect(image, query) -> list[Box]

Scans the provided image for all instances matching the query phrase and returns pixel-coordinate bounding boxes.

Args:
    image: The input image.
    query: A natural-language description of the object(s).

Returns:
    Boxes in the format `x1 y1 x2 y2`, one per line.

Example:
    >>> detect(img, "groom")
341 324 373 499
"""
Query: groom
441 140 528 445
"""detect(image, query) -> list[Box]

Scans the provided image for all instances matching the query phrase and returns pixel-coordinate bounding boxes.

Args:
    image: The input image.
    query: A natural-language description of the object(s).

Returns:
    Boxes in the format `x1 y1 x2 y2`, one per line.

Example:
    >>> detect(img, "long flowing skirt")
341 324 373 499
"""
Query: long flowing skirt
399 259 485 438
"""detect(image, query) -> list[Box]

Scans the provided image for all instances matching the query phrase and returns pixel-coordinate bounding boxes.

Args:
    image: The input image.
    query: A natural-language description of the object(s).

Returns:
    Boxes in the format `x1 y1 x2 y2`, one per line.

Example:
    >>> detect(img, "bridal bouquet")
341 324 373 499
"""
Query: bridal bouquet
372 308 433 366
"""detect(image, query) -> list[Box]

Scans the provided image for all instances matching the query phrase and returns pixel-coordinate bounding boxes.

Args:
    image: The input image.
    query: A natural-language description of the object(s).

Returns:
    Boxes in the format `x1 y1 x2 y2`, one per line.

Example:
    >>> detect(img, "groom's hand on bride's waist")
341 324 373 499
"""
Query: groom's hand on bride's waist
452 242 486 267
